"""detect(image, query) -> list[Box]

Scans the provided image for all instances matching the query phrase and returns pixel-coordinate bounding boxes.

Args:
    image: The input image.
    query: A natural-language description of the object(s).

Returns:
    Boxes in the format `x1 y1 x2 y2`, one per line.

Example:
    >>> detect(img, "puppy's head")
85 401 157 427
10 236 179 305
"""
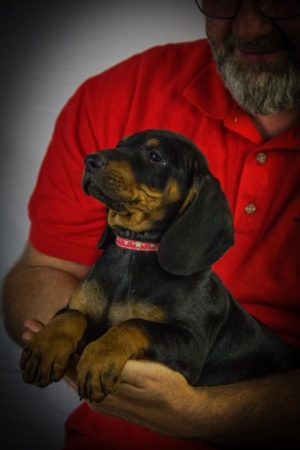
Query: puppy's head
83 129 234 275
83 130 202 232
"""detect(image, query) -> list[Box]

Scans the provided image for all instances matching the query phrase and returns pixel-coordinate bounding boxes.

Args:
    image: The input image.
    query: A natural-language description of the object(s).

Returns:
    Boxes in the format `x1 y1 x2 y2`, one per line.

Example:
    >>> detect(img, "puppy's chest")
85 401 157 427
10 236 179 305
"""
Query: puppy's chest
107 298 166 325
104 273 168 326
91 249 169 325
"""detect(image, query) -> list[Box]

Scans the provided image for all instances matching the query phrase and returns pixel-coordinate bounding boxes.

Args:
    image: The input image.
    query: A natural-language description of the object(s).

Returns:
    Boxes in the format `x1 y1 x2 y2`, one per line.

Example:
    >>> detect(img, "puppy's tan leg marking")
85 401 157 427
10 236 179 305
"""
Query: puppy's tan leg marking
77 322 149 402
69 278 107 324
20 311 87 387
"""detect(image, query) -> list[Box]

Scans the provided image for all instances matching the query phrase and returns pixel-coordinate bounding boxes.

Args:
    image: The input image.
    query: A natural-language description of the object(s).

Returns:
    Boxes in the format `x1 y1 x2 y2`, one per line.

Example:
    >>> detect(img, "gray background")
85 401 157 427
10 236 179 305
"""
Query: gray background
0 1 205 449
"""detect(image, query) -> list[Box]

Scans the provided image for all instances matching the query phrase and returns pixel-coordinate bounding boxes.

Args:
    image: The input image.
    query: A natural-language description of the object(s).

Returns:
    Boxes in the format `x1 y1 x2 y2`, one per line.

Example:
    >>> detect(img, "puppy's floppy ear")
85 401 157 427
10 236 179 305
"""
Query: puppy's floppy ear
158 169 234 276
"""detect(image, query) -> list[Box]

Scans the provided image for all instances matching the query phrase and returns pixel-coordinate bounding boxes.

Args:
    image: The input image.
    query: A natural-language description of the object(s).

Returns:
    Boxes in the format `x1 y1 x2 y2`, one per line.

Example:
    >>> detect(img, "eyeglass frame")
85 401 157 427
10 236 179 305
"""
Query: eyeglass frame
194 0 300 21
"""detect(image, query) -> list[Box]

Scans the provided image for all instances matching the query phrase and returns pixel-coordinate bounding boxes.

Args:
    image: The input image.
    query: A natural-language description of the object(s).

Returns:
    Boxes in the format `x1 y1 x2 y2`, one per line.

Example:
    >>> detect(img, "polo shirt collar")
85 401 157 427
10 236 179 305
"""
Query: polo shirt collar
183 58 233 121
182 56 300 150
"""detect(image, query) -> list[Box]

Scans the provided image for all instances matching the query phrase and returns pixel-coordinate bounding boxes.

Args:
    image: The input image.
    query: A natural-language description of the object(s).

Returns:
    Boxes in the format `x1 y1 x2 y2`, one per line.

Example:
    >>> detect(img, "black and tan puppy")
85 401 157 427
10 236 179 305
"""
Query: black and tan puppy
21 129 296 402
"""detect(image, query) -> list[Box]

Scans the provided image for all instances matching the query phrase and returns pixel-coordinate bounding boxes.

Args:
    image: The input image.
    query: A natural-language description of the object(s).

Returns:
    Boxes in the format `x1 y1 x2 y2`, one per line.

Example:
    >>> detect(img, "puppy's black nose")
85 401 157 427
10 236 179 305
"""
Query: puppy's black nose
84 154 107 172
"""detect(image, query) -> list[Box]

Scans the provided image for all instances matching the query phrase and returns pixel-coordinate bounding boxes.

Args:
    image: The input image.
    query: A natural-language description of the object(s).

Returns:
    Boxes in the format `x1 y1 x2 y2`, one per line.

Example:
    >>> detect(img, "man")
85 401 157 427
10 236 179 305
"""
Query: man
3 1 300 448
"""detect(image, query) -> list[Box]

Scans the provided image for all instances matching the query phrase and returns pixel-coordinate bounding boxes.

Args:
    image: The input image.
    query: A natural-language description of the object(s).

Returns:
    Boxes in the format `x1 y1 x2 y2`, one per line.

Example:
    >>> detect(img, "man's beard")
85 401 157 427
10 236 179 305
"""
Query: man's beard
208 34 300 115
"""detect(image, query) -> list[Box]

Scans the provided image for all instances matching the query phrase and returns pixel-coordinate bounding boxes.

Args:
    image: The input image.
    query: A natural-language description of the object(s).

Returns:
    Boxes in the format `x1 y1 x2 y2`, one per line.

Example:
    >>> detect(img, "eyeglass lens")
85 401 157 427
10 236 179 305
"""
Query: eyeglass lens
197 0 300 20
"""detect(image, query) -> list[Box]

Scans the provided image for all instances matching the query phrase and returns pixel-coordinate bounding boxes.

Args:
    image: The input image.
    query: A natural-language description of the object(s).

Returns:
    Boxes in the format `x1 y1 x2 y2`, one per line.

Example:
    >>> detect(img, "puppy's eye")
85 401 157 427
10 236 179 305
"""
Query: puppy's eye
148 150 163 163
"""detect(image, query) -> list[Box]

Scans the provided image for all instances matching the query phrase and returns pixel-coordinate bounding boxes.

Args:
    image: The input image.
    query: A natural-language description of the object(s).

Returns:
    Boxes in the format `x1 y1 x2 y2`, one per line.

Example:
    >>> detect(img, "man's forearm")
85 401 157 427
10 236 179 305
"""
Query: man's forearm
3 264 81 347
190 368 300 447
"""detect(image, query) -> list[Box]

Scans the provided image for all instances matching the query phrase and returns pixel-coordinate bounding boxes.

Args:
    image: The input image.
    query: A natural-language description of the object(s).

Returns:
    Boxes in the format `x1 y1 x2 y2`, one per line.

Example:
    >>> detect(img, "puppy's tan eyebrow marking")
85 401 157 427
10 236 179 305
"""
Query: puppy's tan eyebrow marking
146 138 161 147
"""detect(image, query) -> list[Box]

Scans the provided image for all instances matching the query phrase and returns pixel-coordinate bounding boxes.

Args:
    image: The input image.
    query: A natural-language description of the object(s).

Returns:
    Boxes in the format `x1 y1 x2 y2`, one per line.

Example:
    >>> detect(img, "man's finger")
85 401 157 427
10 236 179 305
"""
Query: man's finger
22 330 36 341
21 319 45 342
23 319 45 332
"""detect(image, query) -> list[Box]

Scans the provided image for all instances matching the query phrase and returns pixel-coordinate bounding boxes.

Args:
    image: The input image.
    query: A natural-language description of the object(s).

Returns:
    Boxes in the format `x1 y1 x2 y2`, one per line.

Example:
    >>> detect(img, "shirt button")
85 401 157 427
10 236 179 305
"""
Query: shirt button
256 152 267 164
245 204 256 215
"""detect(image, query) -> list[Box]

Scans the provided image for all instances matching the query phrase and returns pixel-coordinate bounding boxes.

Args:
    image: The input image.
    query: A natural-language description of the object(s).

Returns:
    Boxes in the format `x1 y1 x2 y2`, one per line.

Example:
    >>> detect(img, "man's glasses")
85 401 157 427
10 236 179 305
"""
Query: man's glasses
194 0 300 20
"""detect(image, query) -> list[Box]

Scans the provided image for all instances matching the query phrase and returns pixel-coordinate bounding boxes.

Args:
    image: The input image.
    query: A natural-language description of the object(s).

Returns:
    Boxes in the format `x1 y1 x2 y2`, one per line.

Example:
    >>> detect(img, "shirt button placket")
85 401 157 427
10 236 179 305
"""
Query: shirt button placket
244 153 268 215
235 149 270 233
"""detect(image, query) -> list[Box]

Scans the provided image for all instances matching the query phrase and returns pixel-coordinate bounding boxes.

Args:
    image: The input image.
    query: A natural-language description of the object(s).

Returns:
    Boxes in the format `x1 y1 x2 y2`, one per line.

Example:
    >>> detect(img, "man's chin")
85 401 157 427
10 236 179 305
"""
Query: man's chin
215 53 300 114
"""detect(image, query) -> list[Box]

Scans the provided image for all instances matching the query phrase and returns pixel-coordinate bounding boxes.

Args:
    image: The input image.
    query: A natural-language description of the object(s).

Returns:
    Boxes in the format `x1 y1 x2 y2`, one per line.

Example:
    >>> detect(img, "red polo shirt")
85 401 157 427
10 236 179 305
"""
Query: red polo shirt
28 39 300 449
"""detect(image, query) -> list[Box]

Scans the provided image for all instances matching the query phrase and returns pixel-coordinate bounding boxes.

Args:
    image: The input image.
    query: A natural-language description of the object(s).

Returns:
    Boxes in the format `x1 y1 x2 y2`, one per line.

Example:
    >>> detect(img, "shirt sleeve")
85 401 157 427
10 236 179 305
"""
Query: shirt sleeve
28 45 151 265
28 82 106 265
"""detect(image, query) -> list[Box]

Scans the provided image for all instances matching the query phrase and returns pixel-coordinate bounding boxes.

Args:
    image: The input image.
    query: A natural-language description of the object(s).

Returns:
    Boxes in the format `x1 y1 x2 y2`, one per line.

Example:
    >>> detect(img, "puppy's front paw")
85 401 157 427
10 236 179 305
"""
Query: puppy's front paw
20 330 76 387
77 340 127 402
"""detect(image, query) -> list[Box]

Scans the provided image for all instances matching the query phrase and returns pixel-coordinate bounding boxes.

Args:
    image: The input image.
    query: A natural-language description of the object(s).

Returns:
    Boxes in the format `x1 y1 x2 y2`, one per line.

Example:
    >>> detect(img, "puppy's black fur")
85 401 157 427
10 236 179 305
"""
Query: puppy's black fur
21 129 298 401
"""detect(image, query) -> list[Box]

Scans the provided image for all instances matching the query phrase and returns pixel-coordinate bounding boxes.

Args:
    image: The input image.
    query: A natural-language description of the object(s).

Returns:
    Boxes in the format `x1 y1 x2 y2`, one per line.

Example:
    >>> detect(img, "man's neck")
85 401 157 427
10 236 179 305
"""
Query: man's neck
252 107 300 140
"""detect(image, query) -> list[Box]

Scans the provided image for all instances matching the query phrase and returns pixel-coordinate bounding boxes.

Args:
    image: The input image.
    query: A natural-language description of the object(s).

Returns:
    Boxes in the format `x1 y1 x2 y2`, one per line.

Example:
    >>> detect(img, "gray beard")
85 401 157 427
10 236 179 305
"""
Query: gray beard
209 36 300 115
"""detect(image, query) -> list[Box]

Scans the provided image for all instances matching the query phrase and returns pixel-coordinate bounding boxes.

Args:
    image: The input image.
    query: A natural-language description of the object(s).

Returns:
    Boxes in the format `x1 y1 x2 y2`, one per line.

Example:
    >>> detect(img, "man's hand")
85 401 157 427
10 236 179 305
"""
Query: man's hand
90 360 198 437
22 319 44 341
